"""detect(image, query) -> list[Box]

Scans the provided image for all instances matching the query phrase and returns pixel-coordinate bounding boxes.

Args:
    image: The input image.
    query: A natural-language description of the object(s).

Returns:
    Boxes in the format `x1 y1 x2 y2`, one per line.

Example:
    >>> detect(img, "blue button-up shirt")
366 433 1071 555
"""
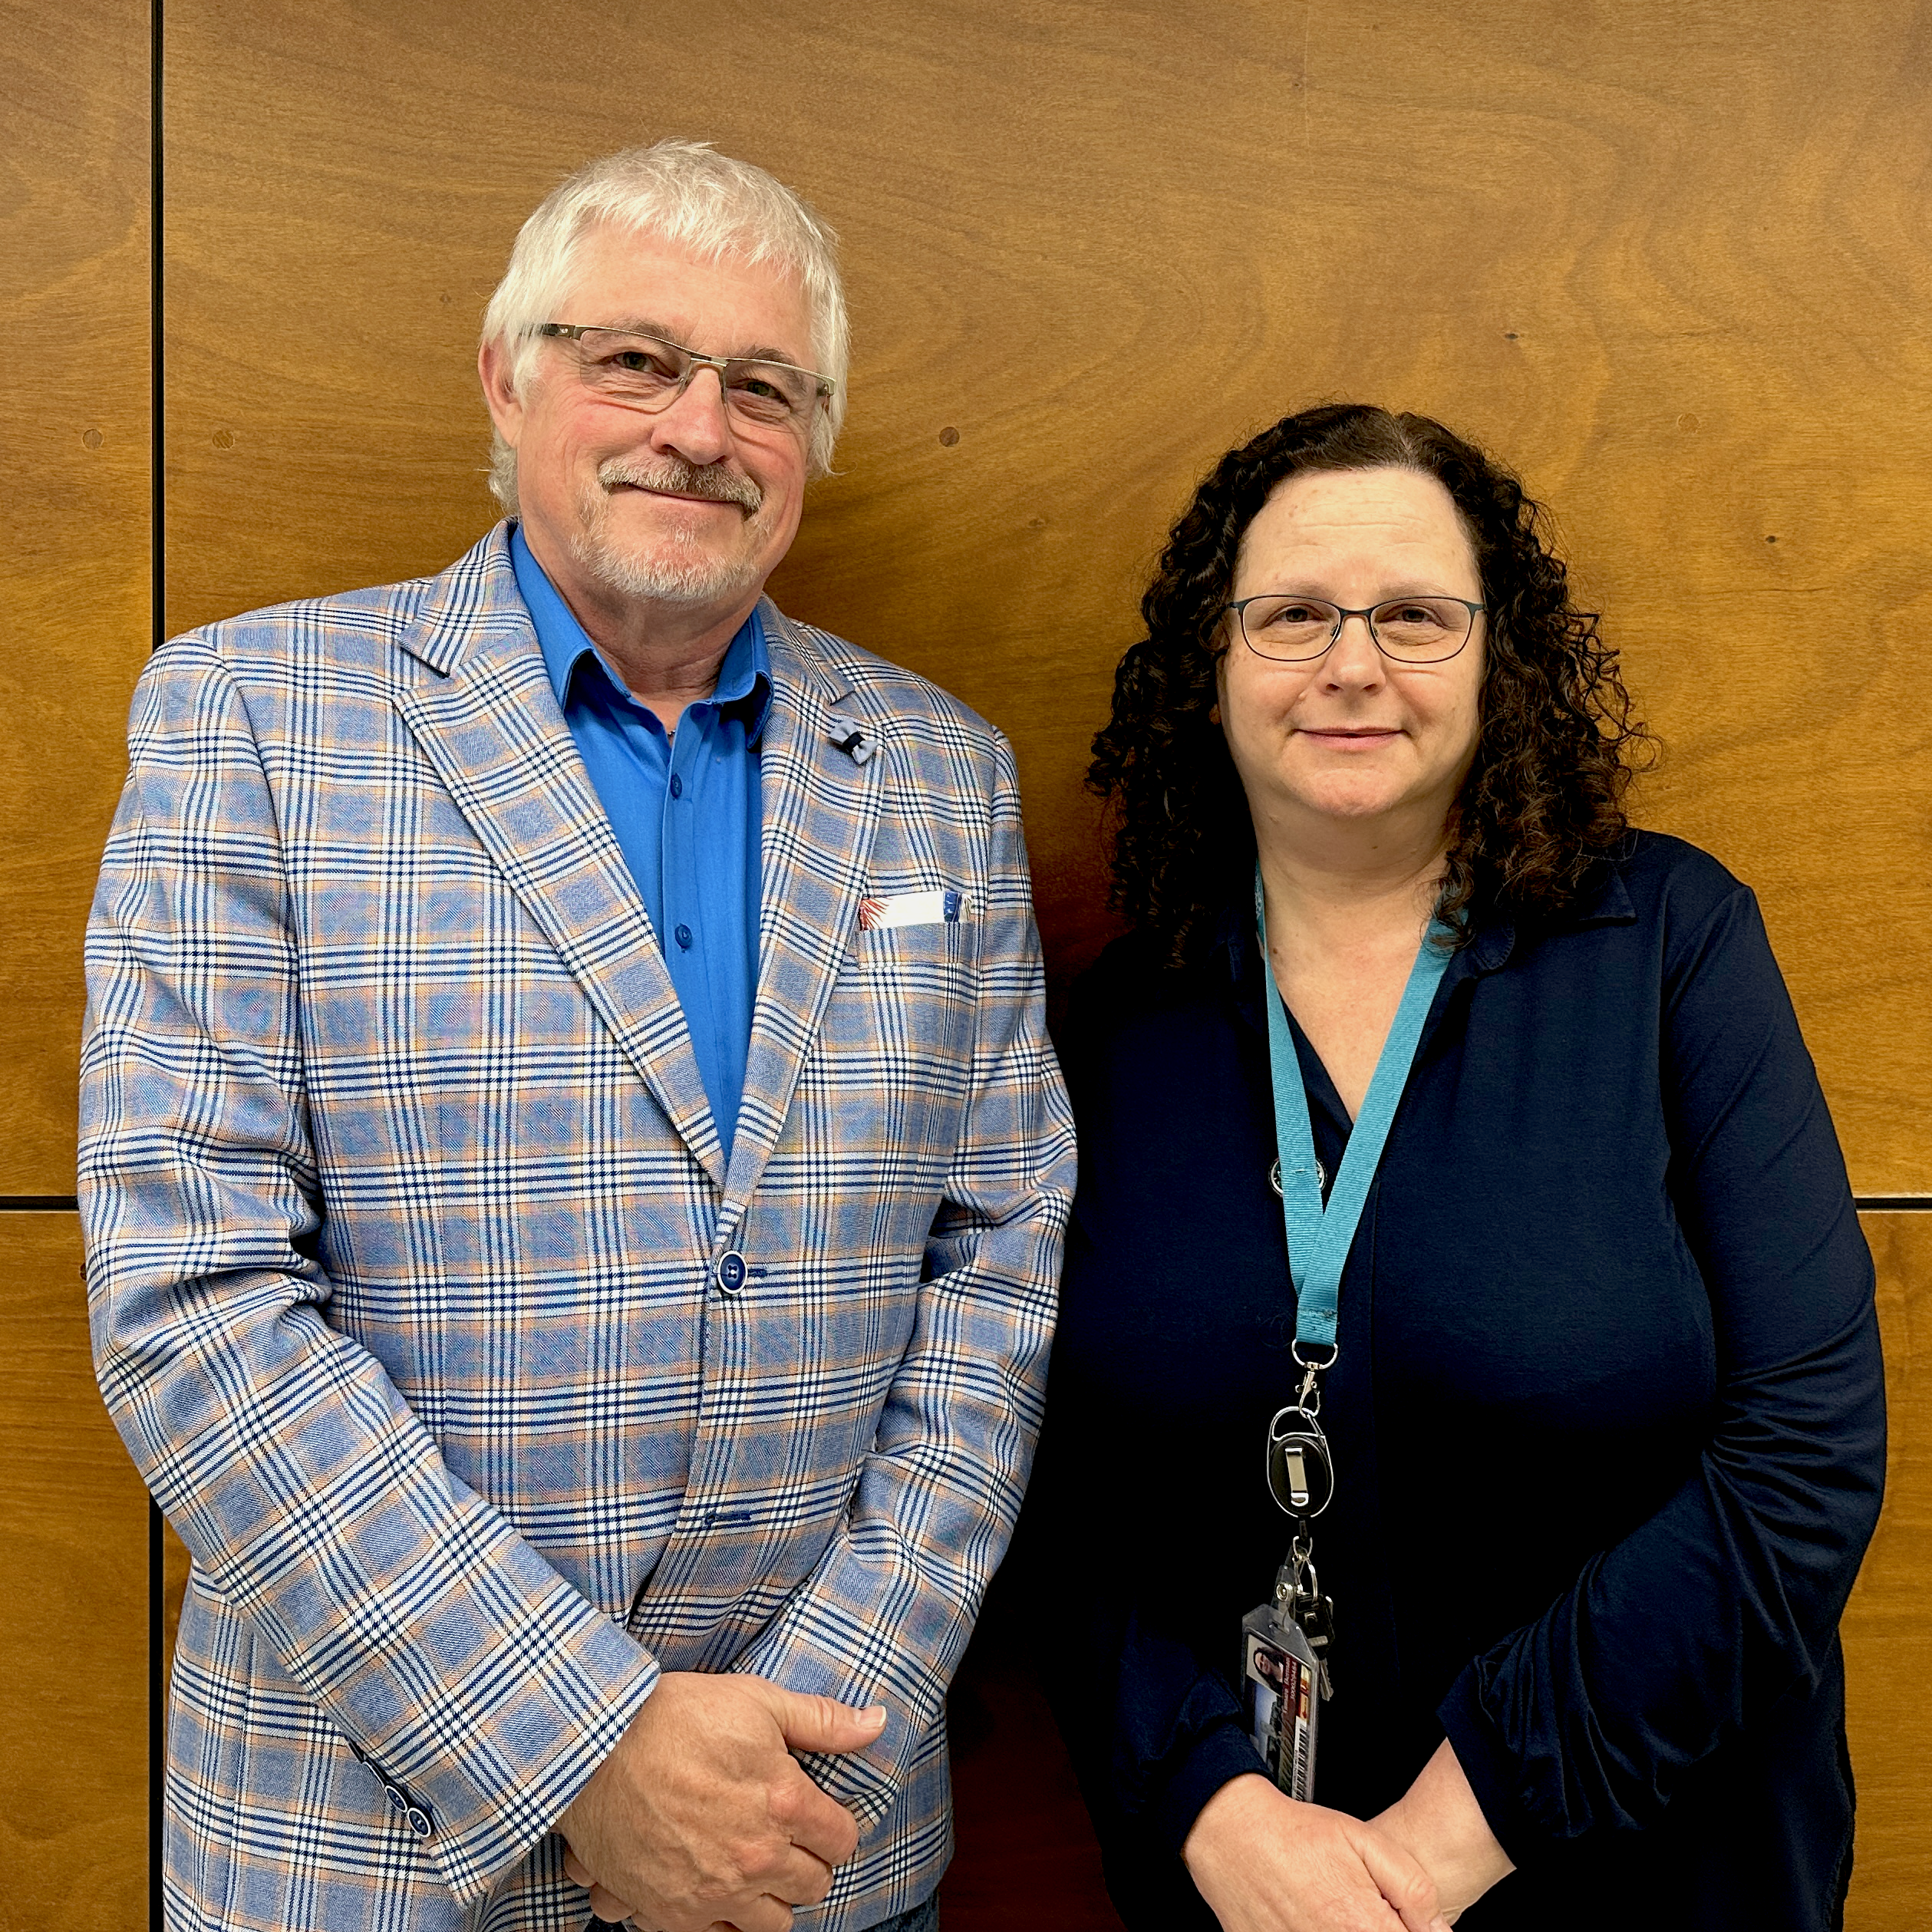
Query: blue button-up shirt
510 526 769 1154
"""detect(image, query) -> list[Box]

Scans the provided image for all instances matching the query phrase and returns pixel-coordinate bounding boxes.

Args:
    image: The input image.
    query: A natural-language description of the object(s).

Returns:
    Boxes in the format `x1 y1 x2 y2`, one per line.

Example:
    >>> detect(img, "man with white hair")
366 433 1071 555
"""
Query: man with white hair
82 140 1074 1932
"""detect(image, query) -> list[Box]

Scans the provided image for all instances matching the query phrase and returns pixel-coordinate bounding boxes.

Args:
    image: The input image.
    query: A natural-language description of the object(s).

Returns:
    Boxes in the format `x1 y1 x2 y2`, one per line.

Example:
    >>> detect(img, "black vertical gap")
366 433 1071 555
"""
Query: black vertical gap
149 0 165 1924
149 1499 162 1924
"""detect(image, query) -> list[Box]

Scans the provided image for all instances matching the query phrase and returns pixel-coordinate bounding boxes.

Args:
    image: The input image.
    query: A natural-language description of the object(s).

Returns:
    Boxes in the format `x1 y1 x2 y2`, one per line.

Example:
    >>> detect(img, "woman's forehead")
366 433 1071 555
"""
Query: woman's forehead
1238 467 1477 582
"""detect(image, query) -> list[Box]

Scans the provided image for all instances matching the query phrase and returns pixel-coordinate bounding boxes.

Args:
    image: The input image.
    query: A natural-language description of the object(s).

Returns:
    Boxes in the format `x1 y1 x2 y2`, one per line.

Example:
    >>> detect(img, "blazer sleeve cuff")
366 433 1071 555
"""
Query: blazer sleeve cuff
1153 1719 1269 1861
388 1591 662 1904
1437 1664 1541 1870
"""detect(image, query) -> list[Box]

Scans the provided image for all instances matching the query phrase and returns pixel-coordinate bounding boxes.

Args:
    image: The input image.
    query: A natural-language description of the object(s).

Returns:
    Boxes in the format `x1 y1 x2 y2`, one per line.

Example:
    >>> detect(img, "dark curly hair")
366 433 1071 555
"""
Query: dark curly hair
1090 404 1653 967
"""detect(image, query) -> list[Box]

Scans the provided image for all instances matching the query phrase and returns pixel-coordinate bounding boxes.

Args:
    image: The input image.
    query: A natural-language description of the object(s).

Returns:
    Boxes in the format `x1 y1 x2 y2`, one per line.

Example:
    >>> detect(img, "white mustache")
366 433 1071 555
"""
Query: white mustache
597 457 762 513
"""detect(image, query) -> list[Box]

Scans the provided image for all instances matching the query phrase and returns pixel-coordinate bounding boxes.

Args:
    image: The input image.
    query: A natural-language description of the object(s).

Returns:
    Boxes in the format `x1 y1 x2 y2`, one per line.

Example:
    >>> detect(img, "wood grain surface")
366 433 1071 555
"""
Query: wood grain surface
0 1215 148 1930
156 0 1932 1188
0 0 152 1195
1841 1212 1932 1927
10 2 1929 1924
1 0 153 1914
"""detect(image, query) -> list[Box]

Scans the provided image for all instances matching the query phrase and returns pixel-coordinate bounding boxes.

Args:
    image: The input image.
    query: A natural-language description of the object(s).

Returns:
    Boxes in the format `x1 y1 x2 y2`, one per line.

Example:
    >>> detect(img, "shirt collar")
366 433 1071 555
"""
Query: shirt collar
509 521 772 735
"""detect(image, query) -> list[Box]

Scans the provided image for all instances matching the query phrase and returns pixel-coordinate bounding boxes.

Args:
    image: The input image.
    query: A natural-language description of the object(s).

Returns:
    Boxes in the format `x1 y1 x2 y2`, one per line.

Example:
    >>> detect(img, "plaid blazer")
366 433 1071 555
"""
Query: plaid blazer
81 526 1076 1931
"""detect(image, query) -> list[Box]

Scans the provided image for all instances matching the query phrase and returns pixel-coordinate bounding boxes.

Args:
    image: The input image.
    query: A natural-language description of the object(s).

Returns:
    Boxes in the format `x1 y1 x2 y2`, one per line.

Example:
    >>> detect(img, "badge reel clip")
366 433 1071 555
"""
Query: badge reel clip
1241 1348 1337 1802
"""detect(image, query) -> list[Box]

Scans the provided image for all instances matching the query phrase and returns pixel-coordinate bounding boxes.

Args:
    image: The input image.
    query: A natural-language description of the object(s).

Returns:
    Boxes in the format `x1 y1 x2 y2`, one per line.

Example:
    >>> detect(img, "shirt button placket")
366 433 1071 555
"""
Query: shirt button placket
668 730 695 955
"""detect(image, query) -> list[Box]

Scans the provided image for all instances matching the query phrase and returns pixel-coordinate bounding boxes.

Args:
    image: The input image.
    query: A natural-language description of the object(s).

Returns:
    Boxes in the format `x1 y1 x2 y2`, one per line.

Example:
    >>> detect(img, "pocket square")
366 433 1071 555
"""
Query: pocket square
859 889 964 931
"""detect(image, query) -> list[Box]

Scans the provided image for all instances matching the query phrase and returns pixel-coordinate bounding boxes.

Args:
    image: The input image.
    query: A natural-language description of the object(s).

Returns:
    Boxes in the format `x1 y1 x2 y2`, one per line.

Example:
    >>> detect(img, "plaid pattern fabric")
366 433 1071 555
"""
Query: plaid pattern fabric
80 526 1076 1931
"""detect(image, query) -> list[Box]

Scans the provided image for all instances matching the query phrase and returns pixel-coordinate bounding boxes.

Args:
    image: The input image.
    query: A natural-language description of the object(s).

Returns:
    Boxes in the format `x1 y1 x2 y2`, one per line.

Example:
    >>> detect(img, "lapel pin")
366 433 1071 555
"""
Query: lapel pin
832 728 875 767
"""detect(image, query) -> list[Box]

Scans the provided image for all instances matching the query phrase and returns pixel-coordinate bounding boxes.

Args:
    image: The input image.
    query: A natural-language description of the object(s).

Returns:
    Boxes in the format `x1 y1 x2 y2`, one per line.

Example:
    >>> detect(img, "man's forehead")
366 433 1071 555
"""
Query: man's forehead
567 224 812 353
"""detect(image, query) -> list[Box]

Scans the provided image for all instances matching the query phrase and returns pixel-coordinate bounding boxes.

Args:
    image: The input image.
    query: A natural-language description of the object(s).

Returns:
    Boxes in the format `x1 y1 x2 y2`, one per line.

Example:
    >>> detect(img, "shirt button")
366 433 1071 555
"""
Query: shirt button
669 773 683 798
674 923 693 950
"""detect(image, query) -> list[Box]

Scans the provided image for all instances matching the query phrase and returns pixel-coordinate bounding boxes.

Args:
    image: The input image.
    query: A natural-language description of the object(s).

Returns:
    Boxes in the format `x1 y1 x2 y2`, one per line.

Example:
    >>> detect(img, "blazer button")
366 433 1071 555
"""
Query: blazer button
715 1251 747 1295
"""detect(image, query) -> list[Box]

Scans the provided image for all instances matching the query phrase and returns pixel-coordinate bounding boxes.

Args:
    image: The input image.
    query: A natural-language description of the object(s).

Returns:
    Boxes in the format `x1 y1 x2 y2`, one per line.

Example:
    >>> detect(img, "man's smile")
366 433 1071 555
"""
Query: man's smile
597 454 762 515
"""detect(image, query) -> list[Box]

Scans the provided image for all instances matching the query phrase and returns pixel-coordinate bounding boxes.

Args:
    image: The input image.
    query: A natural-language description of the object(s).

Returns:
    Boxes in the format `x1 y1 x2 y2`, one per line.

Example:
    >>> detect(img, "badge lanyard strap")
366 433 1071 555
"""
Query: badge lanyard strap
1254 869 1455 1361
1252 869 1452 1699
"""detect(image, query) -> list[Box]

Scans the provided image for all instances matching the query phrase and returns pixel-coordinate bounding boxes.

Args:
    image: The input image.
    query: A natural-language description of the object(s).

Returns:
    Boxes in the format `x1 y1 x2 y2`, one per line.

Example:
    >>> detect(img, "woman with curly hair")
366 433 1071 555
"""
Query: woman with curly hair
1032 404 1883 1932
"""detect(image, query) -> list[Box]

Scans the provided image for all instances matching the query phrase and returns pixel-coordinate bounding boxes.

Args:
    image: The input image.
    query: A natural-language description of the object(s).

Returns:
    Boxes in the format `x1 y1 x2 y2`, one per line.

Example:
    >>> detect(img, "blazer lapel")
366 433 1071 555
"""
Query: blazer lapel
390 529 726 1185
722 602 883 1221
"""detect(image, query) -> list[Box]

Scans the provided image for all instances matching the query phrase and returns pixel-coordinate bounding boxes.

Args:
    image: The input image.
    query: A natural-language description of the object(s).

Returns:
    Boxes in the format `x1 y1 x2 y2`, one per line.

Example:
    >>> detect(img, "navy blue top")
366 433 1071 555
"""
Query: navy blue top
1030 833 1884 1931
510 526 770 1152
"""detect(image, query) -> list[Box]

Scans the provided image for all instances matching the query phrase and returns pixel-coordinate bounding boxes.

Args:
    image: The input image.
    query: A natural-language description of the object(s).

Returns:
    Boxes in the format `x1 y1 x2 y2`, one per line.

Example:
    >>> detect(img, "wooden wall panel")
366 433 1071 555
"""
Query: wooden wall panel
0 0 154 1924
0 0 152 1193
0 1215 150 1929
1842 1212 1932 1930
160 0 1932 1190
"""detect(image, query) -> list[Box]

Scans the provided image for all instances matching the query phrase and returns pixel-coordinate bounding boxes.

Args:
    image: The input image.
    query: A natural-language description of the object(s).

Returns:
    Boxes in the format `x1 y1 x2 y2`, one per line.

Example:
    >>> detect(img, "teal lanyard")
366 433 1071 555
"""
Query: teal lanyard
1255 869 1454 1359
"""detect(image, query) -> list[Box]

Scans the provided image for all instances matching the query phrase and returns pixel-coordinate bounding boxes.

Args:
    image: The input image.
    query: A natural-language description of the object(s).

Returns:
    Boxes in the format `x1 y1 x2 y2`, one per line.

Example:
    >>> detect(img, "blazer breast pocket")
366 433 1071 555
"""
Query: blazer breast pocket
805 913 979 1171
846 914 978 1046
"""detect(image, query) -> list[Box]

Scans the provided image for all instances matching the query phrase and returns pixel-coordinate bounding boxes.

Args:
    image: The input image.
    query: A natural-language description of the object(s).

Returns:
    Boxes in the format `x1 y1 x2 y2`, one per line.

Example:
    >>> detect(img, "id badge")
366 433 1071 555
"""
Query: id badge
1241 1604 1320 1802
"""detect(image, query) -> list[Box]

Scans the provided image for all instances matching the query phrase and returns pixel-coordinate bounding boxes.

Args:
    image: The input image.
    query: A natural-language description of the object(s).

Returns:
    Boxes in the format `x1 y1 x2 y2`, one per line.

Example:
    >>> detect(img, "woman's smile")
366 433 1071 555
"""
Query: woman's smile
1294 724 1403 746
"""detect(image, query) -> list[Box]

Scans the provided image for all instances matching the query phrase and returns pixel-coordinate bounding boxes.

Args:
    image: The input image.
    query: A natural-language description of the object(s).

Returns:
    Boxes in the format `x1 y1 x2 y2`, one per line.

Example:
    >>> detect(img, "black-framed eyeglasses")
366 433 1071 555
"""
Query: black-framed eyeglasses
532 323 836 431
1225 594 1486 664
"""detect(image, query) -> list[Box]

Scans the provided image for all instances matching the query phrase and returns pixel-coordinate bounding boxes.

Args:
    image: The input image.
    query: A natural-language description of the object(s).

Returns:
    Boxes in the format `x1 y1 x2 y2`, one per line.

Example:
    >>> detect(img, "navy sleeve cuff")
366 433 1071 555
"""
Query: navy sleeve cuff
1152 1717 1270 1860
1438 1663 1541 1870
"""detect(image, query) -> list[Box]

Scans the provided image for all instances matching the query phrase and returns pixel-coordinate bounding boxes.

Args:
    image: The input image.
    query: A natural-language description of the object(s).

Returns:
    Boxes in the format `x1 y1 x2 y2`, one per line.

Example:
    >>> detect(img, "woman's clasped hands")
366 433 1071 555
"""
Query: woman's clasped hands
1182 1775 1450 1932
1183 1741 1513 1932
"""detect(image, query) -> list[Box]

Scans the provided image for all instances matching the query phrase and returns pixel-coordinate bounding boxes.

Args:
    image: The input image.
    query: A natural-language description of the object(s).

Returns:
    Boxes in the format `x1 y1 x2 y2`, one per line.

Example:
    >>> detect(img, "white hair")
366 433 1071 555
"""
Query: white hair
481 139 849 506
